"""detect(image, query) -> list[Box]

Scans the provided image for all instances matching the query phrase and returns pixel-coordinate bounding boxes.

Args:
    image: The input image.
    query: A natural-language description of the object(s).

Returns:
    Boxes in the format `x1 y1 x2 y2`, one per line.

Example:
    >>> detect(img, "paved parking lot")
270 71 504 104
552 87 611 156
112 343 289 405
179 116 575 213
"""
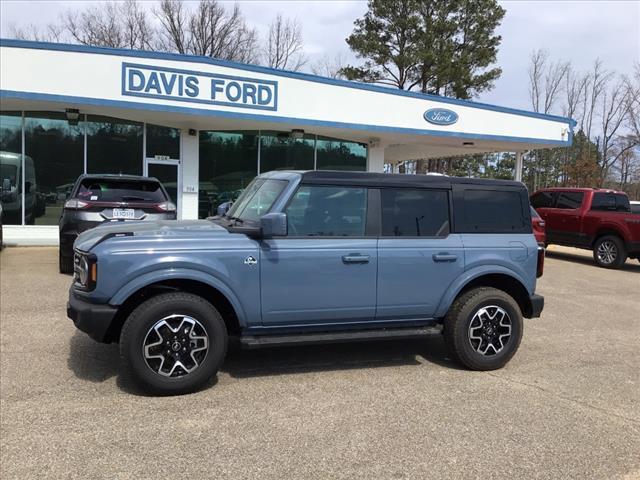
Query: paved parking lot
1 246 639 479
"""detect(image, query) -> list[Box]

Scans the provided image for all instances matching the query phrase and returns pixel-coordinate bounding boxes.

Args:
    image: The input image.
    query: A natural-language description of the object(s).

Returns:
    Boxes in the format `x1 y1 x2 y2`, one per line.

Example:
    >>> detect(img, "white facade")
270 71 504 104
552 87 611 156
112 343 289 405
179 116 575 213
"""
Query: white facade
0 39 574 245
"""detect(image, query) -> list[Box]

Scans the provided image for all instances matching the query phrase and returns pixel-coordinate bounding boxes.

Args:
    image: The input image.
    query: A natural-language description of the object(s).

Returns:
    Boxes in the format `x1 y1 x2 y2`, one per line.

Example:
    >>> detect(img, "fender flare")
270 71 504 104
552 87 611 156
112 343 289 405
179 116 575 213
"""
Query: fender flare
109 268 247 326
592 225 629 247
434 265 530 318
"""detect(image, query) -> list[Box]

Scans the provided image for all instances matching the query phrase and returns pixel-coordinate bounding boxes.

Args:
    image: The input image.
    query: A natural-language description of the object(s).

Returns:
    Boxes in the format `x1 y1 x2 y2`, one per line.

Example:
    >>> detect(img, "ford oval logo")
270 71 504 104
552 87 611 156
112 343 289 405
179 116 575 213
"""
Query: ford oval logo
423 108 458 125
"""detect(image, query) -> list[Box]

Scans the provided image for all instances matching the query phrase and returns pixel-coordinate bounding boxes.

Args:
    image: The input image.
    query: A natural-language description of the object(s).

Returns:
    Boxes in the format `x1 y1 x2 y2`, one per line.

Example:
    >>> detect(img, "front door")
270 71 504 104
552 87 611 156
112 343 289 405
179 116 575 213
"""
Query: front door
145 159 180 214
260 184 377 326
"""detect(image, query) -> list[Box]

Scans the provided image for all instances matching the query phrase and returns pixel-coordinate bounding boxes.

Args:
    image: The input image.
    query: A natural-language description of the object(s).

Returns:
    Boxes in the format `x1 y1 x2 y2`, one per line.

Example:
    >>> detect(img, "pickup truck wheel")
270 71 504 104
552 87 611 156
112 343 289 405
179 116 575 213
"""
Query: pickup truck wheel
444 287 523 371
593 235 626 269
120 292 228 395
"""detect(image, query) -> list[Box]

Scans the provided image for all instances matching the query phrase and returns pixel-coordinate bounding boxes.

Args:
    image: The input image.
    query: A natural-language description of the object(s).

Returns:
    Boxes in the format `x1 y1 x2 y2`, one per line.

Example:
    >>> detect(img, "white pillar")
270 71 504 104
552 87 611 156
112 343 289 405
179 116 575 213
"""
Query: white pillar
367 145 385 173
514 151 524 182
180 129 199 220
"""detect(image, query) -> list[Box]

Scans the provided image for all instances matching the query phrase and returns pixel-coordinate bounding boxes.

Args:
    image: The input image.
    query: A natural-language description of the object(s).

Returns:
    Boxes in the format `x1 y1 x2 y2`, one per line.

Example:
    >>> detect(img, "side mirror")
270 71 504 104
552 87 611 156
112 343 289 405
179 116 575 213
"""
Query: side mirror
1 178 10 192
260 212 287 237
25 181 32 194
217 201 232 216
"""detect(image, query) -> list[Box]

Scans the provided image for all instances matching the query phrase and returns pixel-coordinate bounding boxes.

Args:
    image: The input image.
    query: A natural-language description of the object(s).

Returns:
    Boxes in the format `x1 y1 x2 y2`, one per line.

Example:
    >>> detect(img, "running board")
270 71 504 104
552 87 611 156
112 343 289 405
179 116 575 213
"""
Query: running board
240 326 442 349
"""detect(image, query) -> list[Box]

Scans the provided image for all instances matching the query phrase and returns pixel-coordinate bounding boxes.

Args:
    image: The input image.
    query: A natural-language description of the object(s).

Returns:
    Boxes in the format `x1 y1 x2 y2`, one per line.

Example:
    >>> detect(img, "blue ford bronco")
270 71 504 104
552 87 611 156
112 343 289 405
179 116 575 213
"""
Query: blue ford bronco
68 171 544 394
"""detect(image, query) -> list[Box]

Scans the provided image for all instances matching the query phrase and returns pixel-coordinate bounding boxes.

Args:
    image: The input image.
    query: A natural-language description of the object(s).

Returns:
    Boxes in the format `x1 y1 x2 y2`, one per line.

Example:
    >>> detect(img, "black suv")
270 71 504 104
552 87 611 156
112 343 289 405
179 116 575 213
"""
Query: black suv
59 174 176 273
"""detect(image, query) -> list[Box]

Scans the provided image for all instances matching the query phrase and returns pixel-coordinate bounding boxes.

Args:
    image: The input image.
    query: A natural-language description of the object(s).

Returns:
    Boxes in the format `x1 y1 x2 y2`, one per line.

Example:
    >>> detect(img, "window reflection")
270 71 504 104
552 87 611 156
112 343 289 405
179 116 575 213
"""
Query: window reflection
25 112 84 225
316 136 366 171
86 115 143 175
199 131 258 218
260 131 314 173
286 186 367 236
146 124 180 159
0 113 24 225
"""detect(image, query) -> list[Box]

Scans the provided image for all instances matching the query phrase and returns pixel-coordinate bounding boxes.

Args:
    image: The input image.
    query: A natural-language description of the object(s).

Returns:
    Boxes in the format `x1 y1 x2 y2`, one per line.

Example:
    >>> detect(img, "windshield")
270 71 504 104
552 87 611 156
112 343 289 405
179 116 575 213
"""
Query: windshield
226 178 287 222
75 178 168 203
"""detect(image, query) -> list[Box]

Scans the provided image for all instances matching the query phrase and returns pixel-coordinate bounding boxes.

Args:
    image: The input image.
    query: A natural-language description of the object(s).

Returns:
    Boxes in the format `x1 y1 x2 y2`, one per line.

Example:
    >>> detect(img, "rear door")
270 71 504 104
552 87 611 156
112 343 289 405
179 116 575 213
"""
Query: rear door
548 191 585 246
376 187 463 320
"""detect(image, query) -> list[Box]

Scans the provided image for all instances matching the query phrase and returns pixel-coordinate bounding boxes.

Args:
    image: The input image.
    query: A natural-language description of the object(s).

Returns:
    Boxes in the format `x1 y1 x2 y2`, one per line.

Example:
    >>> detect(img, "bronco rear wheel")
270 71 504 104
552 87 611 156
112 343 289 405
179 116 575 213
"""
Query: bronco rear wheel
444 287 523 371
120 292 228 395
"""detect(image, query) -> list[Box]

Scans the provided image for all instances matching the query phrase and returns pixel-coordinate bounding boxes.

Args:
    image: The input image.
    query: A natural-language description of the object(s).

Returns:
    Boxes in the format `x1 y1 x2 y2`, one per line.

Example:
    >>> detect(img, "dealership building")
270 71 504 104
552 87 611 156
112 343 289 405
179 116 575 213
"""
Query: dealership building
0 39 574 245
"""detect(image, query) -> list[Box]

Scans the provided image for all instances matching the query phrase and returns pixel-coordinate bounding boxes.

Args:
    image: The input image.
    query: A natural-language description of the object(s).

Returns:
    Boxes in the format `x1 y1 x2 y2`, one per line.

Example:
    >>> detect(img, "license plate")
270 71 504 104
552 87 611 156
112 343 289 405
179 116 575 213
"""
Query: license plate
112 208 136 219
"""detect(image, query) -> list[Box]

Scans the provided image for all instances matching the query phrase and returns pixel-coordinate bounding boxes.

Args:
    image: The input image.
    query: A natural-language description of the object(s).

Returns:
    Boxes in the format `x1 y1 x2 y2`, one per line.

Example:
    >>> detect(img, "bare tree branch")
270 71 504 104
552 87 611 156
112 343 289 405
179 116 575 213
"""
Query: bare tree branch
264 14 306 71
62 0 152 50
154 0 188 53
311 53 349 79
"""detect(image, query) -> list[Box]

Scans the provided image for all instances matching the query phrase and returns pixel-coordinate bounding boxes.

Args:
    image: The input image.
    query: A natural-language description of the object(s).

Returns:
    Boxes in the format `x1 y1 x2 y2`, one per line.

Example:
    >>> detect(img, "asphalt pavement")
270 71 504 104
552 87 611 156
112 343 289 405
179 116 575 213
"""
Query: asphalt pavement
1 246 639 479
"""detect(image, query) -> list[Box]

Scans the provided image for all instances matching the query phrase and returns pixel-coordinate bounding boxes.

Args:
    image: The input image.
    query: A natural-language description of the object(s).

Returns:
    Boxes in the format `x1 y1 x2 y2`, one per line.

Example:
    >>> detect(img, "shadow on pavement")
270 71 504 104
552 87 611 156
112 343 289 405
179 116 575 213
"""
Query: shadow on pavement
546 250 640 272
67 332 145 395
221 335 464 378
68 331 463 393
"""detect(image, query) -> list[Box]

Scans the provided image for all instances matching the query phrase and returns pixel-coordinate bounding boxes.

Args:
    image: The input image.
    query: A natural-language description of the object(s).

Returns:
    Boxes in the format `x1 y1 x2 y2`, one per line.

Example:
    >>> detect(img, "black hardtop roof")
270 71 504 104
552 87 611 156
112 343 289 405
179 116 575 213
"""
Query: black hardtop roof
300 170 525 189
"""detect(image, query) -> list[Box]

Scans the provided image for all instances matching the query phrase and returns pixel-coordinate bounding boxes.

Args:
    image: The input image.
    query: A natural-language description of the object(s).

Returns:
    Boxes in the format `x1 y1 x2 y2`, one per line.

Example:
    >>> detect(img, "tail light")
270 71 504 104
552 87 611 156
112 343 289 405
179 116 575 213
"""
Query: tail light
537 247 545 278
155 201 176 212
64 199 90 210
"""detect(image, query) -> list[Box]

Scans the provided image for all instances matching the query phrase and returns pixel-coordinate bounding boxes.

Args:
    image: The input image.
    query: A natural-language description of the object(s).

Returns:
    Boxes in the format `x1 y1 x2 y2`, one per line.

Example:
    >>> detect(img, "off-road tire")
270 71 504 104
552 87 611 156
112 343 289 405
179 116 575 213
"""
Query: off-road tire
443 287 523 371
593 235 626 269
120 292 228 395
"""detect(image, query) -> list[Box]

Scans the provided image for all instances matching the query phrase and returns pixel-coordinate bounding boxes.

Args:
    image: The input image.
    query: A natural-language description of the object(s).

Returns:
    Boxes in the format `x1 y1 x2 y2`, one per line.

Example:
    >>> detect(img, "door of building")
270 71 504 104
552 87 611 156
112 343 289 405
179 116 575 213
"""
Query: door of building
144 158 181 216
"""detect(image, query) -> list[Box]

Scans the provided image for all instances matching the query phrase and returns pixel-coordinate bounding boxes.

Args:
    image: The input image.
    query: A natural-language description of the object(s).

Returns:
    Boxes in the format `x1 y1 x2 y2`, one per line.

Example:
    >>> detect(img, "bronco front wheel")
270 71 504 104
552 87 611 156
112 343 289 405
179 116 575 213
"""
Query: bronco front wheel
120 292 228 395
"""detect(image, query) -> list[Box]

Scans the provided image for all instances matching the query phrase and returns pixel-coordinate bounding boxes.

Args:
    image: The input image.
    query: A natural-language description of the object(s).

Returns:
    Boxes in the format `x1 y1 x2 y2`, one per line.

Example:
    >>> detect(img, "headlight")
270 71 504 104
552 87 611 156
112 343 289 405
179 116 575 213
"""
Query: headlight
73 251 97 290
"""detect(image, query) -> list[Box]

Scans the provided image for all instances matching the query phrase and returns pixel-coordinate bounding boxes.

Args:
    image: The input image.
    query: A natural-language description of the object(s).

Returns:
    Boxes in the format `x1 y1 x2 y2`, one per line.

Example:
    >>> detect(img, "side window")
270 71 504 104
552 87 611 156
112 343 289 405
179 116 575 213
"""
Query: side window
459 189 526 233
591 193 615 211
531 191 555 209
614 194 631 212
286 185 367 236
381 189 449 237
556 192 584 209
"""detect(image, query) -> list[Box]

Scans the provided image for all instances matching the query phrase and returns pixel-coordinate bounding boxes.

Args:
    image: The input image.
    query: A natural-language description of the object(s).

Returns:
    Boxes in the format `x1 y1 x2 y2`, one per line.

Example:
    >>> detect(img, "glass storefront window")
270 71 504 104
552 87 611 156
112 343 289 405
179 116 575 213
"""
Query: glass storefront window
25 112 84 225
86 115 143 175
316 136 367 171
0 112 24 225
199 131 258 218
259 131 314 173
146 124 180 159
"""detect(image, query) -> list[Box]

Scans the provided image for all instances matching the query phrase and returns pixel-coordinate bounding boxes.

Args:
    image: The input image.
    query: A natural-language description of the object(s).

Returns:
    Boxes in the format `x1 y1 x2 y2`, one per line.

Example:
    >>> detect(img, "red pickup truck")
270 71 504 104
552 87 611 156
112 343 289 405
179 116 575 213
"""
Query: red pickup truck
530 188 640 268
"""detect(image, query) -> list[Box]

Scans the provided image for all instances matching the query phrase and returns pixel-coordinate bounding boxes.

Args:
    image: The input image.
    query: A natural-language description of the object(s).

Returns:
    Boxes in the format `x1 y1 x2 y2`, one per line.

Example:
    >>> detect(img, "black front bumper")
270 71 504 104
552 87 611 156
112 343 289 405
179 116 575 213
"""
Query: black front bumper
67 291 118 343
529 294 544 318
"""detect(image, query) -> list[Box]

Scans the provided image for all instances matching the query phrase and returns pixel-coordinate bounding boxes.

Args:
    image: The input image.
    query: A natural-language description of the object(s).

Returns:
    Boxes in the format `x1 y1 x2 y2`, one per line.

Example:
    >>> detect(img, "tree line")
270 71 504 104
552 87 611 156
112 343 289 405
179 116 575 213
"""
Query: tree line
524 53 639 197
9 0 640 198
10 0 307 71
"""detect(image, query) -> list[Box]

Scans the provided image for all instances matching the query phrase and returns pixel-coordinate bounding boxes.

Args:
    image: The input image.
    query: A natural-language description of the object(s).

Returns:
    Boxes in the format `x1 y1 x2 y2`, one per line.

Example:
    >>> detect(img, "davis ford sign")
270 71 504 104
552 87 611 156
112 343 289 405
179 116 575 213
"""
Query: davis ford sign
424 108 458 126
122 63 278 111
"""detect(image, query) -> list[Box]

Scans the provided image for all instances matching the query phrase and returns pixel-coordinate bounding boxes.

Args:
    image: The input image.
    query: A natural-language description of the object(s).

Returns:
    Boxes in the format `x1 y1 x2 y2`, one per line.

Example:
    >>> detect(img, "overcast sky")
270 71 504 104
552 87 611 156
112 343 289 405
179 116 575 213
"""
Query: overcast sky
1 0 638 114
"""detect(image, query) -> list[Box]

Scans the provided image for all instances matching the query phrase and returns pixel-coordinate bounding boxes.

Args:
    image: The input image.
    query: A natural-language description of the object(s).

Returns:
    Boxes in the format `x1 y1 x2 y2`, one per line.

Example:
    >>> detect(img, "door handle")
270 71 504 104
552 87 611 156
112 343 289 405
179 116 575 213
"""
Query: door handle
433 253 458 263
342 254 370 264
